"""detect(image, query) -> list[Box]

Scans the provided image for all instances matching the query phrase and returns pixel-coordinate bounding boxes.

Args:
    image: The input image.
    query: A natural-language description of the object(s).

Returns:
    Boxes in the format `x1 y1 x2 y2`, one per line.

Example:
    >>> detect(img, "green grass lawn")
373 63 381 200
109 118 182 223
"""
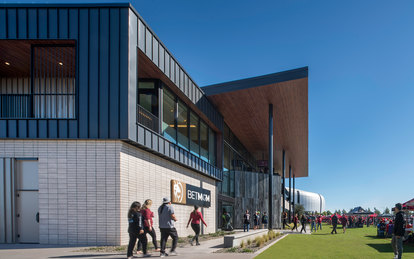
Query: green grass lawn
256 224 414 259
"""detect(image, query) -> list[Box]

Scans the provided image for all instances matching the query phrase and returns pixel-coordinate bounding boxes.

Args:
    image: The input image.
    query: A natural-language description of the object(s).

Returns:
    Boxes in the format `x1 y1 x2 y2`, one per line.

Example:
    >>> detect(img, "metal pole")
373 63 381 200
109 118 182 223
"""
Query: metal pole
289 165 292 223
268 103 273 229
282 149 285 228
293 173 295 218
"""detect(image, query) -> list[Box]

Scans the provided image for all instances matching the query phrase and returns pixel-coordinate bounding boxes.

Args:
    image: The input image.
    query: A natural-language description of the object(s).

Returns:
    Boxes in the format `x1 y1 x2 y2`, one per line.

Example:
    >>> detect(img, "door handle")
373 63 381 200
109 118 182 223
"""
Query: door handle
36 212 39 223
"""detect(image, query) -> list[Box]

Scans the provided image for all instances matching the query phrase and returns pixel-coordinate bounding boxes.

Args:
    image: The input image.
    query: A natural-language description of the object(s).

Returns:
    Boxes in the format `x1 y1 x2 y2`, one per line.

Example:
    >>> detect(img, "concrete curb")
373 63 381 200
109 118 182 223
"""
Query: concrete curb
253 233 289 256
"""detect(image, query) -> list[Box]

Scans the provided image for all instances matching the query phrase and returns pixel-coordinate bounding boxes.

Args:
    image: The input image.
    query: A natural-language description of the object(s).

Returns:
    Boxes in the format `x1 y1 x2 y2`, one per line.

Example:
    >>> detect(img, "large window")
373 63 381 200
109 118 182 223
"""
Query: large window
200 121 208 162
162 89 176 142
161 86 216 165
0 41 76 118
138 81 158 116
189 111 199 156
177 100 189 150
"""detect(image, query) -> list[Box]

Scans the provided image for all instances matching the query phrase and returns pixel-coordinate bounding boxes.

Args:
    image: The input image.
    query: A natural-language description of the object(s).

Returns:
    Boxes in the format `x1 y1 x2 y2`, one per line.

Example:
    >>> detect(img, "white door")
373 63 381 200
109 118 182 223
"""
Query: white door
15 160 39 243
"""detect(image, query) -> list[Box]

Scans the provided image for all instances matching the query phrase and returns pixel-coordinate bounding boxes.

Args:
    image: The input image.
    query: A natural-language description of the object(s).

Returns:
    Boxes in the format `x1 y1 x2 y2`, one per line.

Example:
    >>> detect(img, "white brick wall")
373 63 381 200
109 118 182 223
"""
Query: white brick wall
119 142 217 245
0 139 122 245
0 139 217 246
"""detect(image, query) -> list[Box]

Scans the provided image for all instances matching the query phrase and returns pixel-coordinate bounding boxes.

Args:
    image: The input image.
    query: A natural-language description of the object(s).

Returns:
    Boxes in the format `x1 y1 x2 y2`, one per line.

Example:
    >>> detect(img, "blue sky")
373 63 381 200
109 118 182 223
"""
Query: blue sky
130 0 414 213
5 0 414 212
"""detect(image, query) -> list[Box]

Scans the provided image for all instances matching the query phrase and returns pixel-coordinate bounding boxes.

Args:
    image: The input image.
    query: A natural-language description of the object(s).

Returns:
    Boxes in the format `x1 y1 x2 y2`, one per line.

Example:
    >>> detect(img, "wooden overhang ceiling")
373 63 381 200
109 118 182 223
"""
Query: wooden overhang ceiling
0 40 76 77
203 67 308 178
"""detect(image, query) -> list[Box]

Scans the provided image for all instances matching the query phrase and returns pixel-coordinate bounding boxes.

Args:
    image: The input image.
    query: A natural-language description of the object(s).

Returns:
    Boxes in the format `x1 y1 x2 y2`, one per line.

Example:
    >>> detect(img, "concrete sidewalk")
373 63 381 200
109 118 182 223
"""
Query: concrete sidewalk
0 237 253 259
0 227 317 259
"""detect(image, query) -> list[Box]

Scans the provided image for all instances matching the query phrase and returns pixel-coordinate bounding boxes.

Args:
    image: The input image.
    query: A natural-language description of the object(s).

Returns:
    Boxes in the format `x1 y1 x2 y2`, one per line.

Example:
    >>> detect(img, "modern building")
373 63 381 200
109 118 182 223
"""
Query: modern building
0 3 308 245
290 189 325 214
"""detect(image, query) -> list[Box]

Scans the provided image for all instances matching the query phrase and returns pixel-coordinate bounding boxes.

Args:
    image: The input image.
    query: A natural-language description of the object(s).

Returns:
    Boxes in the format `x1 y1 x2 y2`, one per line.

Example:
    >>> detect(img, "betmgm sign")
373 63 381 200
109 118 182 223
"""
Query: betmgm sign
171 180 211 208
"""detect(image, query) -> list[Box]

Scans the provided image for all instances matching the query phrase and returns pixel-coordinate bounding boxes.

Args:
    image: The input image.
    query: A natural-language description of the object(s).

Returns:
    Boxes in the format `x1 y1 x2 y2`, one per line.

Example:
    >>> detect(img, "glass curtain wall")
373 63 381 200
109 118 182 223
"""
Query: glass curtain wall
162 88 176 142
177 100 189 150
219 123 257 197
161 86 216 165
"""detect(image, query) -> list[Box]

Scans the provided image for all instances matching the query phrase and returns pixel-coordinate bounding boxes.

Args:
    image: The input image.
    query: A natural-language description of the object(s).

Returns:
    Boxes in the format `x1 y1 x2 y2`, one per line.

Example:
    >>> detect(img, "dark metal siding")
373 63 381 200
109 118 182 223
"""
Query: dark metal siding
0 6 129 139
132 11 223 131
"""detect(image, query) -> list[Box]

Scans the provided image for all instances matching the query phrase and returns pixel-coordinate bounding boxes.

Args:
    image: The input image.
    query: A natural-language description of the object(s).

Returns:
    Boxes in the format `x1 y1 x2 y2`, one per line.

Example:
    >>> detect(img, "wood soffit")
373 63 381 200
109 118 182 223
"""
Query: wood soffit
206 77 308 178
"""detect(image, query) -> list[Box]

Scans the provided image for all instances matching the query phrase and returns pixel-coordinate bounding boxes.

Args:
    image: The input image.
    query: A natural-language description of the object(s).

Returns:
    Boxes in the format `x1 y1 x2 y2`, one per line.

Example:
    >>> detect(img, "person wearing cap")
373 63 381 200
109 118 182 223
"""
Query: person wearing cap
158 197 178 257
392 203 404 259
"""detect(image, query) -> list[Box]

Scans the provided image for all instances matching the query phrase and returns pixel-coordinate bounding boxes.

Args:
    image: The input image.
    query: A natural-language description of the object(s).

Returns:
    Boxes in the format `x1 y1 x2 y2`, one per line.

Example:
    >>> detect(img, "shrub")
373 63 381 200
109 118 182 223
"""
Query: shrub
254 236 261 244
227 247 237 252
263 234 269 243
242 248 254 253
247 238 252 245
256 237 264 247
240 240 245 248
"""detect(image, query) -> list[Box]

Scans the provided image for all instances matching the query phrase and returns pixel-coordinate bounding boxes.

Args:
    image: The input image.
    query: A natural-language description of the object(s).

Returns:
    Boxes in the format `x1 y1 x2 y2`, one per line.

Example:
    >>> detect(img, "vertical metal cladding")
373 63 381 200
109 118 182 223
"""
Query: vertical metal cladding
0 6 129 139
133 11 223 131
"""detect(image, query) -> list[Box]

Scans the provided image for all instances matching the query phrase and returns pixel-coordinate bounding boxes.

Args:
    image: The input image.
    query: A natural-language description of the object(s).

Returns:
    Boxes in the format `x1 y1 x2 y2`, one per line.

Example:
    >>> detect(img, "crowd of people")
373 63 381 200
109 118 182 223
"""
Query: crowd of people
127 198 207 259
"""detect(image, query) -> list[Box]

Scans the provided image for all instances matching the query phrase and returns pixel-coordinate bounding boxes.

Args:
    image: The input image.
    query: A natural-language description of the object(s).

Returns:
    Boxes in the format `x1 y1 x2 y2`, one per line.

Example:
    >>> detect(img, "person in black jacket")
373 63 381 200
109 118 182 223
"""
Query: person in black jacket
127 201 149 259
392 203 405 259
331 214 338 234
300 214 307 233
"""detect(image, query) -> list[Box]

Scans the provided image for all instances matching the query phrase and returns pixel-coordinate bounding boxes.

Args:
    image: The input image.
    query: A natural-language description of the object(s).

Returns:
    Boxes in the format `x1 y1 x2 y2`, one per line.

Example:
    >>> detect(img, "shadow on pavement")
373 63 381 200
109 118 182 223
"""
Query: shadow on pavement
49 255 123 258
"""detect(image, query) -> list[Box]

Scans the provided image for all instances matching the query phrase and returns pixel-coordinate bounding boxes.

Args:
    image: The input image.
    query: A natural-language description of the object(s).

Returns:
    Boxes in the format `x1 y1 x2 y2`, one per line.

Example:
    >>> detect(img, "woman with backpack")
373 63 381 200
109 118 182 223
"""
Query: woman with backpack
127 201 149 259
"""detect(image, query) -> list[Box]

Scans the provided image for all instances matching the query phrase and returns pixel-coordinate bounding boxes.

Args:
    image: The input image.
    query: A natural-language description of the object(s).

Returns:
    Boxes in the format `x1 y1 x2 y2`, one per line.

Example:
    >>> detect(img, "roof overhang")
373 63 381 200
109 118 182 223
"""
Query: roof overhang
203 67 308 177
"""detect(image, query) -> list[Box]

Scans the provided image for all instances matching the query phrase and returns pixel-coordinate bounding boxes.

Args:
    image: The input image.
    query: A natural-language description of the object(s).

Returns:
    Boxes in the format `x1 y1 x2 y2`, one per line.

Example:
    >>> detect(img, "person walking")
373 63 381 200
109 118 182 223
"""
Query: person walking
253 211 260 230
310 214 317 233
331 214 338 234
137 199 159 254
300 214 307 233
158 197 178 257
127 201 149 259
392 203 405 259
317 215 322 230
340 214 348 234
292 213 299 232
187 205 207 246
282 211 290 229
262 211 269 229
243 210 251 232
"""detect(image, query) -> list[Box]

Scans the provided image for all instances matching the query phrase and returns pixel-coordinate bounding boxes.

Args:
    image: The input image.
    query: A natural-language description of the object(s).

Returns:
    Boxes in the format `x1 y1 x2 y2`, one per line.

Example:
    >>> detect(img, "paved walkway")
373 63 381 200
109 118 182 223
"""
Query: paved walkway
0 237 252 259
0 227 312 259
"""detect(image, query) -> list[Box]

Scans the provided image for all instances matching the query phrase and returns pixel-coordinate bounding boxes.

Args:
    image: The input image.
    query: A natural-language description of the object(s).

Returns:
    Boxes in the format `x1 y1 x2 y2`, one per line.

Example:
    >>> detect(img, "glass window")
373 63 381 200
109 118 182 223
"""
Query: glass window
177 100 189 150
145 28 152 59
138 19 145 50
230 170 235 197
162 89 176 143
138 81 157 116
208 129 216 166
200 121 208 162
222 171 229 196
189 111 199 156
224 144 230 172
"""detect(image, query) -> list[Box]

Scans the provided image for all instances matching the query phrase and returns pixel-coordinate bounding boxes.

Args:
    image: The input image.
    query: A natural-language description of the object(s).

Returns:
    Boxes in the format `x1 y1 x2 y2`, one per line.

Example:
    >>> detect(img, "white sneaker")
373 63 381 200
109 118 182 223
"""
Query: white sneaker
169 251 178 256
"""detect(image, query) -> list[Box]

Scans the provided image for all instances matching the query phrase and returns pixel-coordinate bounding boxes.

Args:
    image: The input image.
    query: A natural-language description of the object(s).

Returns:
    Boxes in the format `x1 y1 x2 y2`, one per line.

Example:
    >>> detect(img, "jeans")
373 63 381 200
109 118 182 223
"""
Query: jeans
160 228 178 254
243 223 250 232
311 222 316 232
317 222 322 230
292 222 298 231
127 232 147 257
392 235 403 259
191 223 201 244
331 224 337 234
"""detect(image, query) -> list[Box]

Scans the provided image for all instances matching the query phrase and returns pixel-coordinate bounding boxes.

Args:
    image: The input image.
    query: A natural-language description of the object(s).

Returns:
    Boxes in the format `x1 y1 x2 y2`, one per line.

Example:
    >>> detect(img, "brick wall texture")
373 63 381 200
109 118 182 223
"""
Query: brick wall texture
0 139 216 245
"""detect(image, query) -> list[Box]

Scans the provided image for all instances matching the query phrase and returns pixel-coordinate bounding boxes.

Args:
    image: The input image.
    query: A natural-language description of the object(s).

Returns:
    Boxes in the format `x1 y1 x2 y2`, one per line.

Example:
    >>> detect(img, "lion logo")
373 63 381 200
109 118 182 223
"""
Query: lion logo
173 181 184 203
